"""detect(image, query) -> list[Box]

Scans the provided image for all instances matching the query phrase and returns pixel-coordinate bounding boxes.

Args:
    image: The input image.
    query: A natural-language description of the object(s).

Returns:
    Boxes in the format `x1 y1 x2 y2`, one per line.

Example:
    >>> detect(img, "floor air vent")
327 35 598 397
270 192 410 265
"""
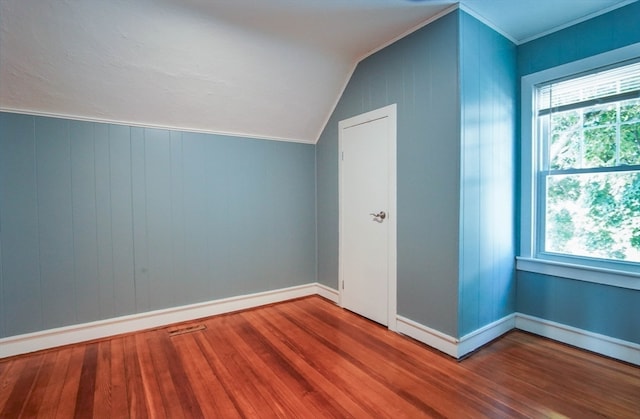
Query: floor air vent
168 324 206 337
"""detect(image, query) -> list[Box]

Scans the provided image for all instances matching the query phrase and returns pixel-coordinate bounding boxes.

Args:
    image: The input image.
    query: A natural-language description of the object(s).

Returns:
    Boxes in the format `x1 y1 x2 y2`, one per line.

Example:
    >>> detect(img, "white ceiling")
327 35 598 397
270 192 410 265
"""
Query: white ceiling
0 0 635 143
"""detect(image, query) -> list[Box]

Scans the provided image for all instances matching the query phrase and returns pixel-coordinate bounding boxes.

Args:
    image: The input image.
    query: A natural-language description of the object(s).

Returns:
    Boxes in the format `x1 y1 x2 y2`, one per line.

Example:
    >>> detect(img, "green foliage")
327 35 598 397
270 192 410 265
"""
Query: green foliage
621 173 640 215
550 112 580 170
583 105 616 127
621 100 640 165
609 249 627 260
544 99 640 262
585 180 623 227
547 208 574 251
546 173 639 261
632 228 640 250
547 177 581 202
584 229 614 250
620 122 640 165
550 131 580 169
621 100 640 122
551 111 579 131
584 127 616 167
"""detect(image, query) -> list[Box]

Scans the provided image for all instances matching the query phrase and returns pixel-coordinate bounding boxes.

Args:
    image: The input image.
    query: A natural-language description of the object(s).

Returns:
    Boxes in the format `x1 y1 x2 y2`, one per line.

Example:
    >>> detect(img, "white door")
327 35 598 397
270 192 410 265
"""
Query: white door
339 104 396 330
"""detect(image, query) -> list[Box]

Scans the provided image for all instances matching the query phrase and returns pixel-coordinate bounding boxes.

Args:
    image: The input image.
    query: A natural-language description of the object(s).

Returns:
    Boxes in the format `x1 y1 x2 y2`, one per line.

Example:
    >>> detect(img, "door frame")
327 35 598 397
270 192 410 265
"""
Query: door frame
338 104 397 331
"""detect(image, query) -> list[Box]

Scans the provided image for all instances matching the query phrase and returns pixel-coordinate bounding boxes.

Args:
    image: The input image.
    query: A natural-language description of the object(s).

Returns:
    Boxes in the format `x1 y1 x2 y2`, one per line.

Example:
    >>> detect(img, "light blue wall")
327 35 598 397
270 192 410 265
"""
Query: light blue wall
517 272 640 343
0 112 316 338
517 1 640 77
317 11 461 336
316 10 516 338
516 1 640 344
458 12 516 336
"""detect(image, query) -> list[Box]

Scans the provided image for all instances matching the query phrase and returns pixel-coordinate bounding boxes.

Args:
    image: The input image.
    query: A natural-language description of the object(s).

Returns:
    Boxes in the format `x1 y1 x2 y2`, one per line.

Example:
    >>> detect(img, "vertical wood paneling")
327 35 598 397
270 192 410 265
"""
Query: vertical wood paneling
490 32 517 325
266 142 317 289
384 44 405 108
204 136 233 298
109 125 135 316
170 131 186 306
143 128 174 310
0 116 5 339
1 112 316 339
414 17 462 337
217 137 245 295
263 147 290 289
459 14 481 334
478 20 494 328
130 127 149 312
517 2 640 78
0 206 4 339
70 121 100 323
0 113 43 335
223 139 276 297
181 133 212 302
315 116 339 290
517 271 640 344
459 11 516 336
34 117 76 329
94 124 116 319
368 55 389 109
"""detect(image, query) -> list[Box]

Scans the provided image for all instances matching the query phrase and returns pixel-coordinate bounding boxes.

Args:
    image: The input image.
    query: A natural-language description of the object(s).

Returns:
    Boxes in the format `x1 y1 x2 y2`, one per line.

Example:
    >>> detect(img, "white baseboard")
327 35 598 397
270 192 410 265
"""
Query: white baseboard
396 315 459 358
315 283 339 303
458 314 516 358
396 312 639 364
515 313 640 366
3 286 638 367
396 314 515 359
0 283 319 359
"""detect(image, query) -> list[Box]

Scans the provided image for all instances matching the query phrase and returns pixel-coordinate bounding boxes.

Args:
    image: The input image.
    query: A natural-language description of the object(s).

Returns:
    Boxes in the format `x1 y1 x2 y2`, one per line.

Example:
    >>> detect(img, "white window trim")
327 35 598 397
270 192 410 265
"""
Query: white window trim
520 42 640 291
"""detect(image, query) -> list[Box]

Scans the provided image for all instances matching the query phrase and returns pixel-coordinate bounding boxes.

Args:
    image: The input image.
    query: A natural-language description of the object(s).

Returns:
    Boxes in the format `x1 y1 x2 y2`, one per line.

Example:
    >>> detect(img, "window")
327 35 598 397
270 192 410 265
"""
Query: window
519 43 640 289
536 61 640 263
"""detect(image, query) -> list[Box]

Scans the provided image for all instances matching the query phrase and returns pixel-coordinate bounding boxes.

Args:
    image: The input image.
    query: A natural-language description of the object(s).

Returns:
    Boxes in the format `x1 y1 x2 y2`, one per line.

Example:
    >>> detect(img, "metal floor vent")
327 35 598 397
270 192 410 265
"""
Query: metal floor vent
168 324 206 337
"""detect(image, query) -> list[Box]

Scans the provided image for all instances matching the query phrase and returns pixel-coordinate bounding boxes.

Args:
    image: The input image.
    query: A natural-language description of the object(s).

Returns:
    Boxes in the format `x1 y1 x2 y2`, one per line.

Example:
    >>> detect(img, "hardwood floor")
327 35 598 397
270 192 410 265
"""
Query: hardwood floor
1 296 639 418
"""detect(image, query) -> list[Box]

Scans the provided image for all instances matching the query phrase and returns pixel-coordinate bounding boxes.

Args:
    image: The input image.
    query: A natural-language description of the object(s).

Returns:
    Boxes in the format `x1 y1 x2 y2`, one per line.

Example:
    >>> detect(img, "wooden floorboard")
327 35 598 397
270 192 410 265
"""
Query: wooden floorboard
1 296 639 418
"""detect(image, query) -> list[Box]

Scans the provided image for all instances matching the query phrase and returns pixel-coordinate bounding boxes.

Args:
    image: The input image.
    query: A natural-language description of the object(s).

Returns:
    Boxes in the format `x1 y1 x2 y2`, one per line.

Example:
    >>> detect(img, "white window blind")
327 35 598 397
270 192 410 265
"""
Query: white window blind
538 60 640 113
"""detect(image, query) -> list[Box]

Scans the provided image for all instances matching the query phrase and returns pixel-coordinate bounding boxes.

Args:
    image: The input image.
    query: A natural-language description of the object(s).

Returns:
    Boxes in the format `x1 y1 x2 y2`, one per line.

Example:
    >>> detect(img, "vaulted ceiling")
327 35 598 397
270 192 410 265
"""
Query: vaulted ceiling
0 0 634 143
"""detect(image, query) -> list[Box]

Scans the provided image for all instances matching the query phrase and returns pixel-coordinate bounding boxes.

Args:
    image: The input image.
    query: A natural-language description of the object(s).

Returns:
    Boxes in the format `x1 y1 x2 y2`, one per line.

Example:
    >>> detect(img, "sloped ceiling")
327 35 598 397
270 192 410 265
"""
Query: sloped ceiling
0 0 634 143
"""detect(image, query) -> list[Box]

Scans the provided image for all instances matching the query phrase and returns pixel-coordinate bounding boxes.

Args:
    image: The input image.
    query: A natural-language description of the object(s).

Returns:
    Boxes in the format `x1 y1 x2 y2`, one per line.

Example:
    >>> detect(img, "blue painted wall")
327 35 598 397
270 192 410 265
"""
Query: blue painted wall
317 10 516 338
317 11 461 336
517 272 640 343
516 1 640 344
0 112 316 338
517 1 640 77
316 13 460 334
458 12 517 336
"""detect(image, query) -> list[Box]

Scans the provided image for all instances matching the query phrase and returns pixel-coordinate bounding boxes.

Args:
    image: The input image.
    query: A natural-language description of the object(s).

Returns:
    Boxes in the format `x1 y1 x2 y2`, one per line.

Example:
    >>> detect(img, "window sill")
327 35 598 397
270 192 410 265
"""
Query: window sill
516 257 640 290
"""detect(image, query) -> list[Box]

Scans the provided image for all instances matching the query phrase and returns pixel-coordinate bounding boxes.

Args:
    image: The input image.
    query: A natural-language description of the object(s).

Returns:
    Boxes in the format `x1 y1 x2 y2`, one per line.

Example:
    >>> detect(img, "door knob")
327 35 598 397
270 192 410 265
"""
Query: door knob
370 211 386 220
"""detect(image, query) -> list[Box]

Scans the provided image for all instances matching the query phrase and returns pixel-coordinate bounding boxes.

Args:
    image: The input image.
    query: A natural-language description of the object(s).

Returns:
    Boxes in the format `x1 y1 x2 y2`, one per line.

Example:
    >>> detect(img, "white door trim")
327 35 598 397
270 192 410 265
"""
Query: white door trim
338 104 397 331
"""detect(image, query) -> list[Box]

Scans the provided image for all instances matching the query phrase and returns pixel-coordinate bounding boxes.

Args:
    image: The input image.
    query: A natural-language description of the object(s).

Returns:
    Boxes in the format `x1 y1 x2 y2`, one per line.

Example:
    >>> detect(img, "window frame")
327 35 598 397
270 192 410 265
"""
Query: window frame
518 42 640 290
